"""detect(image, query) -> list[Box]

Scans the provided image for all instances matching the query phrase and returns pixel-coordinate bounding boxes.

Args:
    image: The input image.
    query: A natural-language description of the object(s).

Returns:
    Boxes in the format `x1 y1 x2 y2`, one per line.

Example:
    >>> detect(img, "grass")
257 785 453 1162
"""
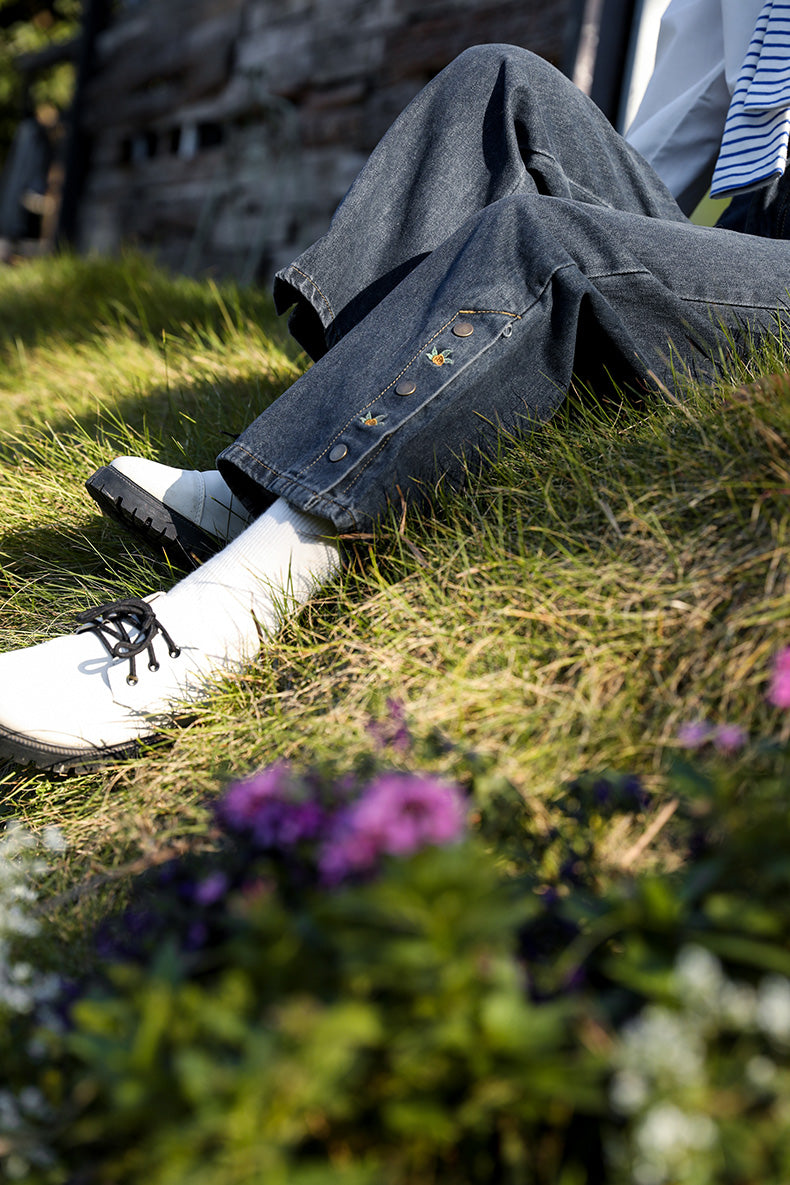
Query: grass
0 250 789 947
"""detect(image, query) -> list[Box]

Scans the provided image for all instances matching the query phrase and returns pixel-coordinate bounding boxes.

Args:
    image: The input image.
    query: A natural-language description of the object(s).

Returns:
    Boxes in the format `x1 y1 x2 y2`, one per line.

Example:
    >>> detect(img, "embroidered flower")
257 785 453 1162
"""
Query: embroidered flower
426 345 453 366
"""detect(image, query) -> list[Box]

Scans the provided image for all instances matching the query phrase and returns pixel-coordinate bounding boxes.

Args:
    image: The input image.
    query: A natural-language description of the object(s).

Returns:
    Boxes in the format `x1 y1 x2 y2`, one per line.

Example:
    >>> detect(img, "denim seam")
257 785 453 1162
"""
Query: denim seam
586 267 652 280
336 266 572 468
296 270 570 492
339 439 390 497
286 265 336 319
672 294 784 311
313 309 537 498
226 443 357 523
588 267 782 311
296 309 521 474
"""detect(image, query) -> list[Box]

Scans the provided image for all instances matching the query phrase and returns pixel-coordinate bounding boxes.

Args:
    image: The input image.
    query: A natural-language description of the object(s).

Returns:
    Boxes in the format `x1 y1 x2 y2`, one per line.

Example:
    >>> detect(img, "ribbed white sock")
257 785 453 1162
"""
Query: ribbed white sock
157 497 340 665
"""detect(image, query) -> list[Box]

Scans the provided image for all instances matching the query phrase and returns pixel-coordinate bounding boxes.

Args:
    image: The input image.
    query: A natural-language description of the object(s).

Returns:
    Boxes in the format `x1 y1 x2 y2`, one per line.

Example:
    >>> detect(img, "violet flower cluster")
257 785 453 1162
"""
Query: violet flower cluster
768 646 790 710
676 721 748 754
216 762 467 886
365 697 412 754
675 645 790 754
319 772 467 884
218 762 328 849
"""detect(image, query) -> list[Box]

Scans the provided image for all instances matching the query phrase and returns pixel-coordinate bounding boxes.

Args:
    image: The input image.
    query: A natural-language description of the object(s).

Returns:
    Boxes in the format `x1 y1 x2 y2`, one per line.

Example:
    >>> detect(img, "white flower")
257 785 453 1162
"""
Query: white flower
633 1161 664 1185
5 1152 32 1180
756 976 790 1045
0 1090 21 1132
675 944 723 1003
637 1103 688 1155
0 823 66 1018
719 981 757 1029
41 827 66 854
0 823 64 1181
635 1103 717 1180
610 1068 649 1115
746 1055 778 1089
619 1006 705 1086
16 1088 48 1120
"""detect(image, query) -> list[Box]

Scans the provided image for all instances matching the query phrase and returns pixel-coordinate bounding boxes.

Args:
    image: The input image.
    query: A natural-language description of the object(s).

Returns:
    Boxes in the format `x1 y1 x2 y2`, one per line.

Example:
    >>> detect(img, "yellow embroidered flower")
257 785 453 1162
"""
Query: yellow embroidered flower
426 345 454 366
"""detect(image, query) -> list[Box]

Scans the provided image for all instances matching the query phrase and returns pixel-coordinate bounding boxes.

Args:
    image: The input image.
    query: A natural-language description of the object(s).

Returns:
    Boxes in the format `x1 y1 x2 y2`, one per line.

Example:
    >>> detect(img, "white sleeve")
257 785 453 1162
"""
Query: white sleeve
625 0 728 211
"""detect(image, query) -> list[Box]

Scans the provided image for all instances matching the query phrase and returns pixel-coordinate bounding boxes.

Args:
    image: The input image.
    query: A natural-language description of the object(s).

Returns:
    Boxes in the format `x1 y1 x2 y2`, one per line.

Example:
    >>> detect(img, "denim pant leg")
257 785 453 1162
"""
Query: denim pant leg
273 43 686 361
218 193 790 532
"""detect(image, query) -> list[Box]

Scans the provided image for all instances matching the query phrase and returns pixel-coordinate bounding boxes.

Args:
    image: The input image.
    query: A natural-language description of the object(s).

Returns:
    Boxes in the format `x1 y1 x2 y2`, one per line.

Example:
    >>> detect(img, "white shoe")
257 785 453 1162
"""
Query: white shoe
0 593 242 773
86 457 253 568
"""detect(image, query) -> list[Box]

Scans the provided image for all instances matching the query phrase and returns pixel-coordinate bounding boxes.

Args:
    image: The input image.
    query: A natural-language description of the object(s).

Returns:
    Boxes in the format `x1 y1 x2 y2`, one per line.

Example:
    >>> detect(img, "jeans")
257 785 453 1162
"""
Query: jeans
217 44 790 533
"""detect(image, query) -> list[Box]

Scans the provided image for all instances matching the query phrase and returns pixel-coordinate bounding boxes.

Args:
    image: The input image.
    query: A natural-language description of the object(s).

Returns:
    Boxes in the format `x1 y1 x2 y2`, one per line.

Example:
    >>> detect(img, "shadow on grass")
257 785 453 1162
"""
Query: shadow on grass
0 362 294 483
0 503 193 610
0 252 278 360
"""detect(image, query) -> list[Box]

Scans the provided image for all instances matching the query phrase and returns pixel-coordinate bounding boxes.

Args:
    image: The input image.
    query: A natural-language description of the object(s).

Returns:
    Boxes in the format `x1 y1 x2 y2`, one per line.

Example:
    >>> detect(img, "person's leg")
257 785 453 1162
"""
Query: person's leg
716 166 790 239
88 44 685 560
2 190 788 771
274 43 686 360
220 192 790 534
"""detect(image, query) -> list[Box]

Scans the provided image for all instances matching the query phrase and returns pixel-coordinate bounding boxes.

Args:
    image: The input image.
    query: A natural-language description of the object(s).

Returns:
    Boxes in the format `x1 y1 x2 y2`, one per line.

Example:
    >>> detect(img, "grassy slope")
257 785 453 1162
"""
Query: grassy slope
0 252 789 943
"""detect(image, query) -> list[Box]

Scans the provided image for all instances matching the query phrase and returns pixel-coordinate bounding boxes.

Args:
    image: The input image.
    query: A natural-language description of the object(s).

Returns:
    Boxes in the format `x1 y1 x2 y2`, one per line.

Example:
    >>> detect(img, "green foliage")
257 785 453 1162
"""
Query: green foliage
0 1 80 160
3 730 790 1184
63 848 585 1185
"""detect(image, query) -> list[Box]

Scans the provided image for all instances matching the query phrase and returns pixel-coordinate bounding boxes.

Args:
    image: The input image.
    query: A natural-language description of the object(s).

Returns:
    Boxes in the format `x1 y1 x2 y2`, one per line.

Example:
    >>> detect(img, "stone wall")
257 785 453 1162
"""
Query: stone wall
77 0 575 280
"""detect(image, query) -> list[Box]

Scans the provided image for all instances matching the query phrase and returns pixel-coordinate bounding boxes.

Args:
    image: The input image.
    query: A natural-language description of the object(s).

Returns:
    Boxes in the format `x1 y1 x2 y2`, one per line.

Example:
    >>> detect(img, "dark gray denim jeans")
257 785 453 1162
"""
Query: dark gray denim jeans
218 44 790 532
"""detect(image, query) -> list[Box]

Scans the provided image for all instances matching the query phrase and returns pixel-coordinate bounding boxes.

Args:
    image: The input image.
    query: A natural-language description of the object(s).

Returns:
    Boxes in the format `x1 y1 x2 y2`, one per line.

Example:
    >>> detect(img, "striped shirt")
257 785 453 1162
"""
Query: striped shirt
711 0 790 197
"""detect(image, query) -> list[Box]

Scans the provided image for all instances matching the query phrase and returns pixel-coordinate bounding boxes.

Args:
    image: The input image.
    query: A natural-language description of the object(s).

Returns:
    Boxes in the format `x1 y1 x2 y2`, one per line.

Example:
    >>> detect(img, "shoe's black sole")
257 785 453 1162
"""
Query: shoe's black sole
85 466 222 570
0 721 142 775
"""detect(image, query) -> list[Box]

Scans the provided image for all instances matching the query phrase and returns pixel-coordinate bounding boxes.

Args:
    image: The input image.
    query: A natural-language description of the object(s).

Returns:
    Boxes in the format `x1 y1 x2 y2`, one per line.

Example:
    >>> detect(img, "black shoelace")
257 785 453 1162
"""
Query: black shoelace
75 597 181 687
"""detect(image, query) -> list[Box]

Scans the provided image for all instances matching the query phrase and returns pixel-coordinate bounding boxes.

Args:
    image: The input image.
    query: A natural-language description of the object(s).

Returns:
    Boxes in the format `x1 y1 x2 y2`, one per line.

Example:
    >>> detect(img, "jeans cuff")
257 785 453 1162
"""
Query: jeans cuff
217 443 361 533
273 266 335 361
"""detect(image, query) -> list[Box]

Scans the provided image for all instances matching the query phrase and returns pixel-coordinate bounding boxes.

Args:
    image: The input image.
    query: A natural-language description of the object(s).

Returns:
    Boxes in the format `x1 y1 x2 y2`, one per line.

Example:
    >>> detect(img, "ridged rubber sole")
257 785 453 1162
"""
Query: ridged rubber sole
0 720 143 775
85 466 222 569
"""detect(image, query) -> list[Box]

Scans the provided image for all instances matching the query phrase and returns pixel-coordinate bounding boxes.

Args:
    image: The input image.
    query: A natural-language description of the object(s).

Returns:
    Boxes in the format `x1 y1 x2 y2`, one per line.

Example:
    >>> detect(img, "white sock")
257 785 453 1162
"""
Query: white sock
158 497 340 665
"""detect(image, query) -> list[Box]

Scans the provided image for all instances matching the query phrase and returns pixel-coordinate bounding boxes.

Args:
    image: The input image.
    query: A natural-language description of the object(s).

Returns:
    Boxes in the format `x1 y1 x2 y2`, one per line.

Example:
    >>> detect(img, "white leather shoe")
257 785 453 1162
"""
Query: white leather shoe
0 593 240 773
86 458 253 567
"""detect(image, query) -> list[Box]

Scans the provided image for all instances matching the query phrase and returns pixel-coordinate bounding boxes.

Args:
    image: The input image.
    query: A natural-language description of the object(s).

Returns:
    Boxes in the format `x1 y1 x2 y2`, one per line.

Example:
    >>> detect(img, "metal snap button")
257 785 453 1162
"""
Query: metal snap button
502 323 513 338
452 320 474 337
328 443 348 462
395 379 417 396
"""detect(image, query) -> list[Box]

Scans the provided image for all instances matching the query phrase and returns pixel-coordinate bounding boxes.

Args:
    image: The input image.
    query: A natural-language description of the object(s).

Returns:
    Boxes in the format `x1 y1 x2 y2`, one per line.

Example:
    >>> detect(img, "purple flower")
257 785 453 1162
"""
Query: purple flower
193 872 229 906
185 921 209 950
768 647 790 708
621 774 651 811
217 763 328 850
218 762 295 829
592 778 612 807
320 772 466 884
676 721 713 749
713 723 748 754
366 698 412 754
